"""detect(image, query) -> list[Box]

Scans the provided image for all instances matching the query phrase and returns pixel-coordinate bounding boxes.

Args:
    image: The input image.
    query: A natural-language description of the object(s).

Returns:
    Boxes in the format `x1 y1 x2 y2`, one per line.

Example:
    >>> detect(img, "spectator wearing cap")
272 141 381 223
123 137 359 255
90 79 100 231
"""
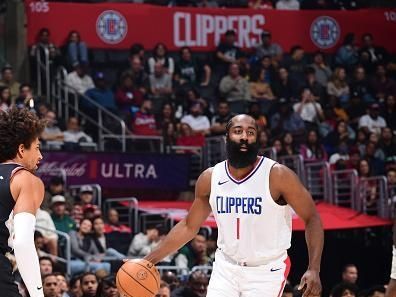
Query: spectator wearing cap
36 206 59 256
85 72 117 112
310 51 332 88
43 176 74 211
215 30 244 77
51 195 77 234
275 0 300 10
255 30 283 63
65 62 94 94
180 103 210 135
219 63 251 114
0 64 21 103
358 103 387 135
127 224 161 258
78 185 100 213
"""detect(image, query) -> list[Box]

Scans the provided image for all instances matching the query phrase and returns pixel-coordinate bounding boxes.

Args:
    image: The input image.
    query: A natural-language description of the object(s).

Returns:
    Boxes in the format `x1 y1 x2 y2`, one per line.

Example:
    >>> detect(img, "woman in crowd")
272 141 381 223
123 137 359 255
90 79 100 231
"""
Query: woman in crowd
69 218 111 276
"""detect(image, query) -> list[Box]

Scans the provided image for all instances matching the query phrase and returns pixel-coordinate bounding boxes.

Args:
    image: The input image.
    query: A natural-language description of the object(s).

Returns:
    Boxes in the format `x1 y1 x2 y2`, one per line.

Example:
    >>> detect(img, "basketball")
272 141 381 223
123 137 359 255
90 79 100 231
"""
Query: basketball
116 259 161 297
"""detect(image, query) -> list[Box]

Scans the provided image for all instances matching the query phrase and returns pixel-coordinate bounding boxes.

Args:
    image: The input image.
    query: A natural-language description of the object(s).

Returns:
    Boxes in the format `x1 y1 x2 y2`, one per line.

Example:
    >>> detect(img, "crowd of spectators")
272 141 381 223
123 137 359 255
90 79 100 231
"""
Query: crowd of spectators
9 179 390 297
0 2 395 296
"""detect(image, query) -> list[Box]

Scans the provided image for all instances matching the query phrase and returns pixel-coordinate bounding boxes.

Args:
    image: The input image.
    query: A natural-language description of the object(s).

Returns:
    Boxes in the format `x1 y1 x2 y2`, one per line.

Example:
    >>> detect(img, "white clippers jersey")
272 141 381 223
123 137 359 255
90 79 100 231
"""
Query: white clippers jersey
209 156 292 263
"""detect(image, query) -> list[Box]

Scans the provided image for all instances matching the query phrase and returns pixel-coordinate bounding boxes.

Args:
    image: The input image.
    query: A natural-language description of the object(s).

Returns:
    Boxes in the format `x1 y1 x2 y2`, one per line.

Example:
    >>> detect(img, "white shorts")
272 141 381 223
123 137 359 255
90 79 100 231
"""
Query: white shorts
207 250 291 297
391 246 396 280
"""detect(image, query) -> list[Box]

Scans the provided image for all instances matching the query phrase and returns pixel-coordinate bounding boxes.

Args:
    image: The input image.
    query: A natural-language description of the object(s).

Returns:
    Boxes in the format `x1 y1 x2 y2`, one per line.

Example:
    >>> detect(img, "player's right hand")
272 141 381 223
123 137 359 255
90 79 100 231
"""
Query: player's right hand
298 269 322 297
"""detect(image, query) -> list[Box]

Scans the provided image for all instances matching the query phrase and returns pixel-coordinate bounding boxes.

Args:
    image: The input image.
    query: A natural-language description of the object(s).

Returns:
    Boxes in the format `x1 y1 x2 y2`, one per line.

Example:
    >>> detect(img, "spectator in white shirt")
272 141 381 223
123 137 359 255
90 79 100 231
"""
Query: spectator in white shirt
63 117 93 144
41 110 64 149
36 208 58 256
181 103 211 135
293 88 324 126
65 63 94 94
358 103 387 135
276 0 300 10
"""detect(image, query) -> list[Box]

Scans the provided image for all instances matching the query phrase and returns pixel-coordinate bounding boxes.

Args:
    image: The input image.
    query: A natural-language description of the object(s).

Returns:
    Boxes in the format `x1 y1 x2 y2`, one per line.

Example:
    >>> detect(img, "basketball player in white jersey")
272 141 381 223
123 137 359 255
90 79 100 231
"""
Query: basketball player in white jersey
144 114 324 297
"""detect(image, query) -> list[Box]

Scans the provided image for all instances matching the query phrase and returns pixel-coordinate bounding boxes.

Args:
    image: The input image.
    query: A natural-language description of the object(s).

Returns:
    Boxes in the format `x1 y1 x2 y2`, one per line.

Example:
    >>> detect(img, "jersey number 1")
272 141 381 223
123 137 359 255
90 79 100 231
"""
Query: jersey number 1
236 218 240 239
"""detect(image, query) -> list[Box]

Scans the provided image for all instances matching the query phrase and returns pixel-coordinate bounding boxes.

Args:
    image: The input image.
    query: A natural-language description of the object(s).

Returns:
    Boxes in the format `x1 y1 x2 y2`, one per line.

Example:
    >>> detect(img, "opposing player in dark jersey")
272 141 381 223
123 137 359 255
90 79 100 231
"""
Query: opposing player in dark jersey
0 108 46 297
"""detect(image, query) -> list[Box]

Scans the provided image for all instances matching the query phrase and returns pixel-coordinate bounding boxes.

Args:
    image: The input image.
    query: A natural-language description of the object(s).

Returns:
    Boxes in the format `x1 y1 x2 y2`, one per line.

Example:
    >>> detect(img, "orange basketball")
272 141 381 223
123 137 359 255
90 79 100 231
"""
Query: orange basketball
116 259 161 297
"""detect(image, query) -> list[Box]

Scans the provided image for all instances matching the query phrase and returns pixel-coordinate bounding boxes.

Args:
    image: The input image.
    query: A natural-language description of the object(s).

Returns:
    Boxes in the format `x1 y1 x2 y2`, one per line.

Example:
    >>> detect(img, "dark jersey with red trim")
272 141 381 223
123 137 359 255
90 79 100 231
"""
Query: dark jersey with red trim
0 164 22 253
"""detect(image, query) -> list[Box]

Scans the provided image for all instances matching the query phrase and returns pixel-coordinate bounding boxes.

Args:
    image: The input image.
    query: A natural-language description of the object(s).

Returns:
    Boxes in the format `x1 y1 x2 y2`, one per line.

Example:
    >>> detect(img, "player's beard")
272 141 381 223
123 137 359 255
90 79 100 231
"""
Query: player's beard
226 136 259 169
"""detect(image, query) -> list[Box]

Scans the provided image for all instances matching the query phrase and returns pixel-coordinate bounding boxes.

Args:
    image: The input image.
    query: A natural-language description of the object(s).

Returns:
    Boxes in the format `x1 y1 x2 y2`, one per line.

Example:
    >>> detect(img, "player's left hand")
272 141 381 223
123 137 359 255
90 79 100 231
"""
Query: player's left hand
298 269 322 297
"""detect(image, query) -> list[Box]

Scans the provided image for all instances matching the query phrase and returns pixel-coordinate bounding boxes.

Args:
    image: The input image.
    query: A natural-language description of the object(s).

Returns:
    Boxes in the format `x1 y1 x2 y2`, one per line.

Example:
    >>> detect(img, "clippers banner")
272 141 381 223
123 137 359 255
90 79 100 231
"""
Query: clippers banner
26 1 396 52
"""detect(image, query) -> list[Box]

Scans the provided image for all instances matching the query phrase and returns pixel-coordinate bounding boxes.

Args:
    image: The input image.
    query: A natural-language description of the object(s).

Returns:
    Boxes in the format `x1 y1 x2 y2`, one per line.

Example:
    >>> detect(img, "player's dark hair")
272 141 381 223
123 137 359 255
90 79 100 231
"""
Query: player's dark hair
0 108 46 163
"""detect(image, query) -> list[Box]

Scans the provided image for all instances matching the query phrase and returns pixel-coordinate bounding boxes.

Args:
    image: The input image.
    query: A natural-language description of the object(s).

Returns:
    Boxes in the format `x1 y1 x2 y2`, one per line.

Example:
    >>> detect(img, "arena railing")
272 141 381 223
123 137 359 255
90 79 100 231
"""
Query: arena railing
156 265 189 276
167 145 204 185
35 44 51 98
68 184 102 209
191 265 213 276
35 226 71 276
390 184 396 219
204 136 226 167
51 68 128 151
277 155 305 183
358 176 390 218
331 169 359 209
103 197 139 234
304 161 332 202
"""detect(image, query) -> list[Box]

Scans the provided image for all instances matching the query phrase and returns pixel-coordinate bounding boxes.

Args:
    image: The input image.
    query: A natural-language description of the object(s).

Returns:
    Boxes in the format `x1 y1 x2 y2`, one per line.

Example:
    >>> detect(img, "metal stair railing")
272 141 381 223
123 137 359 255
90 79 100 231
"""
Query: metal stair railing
35 44 51 98
51 67 128 151
331 169 359 209
35 226 71 276
358 176 390 218
277 155 306 184
103 197 139 234
304 161 332 202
